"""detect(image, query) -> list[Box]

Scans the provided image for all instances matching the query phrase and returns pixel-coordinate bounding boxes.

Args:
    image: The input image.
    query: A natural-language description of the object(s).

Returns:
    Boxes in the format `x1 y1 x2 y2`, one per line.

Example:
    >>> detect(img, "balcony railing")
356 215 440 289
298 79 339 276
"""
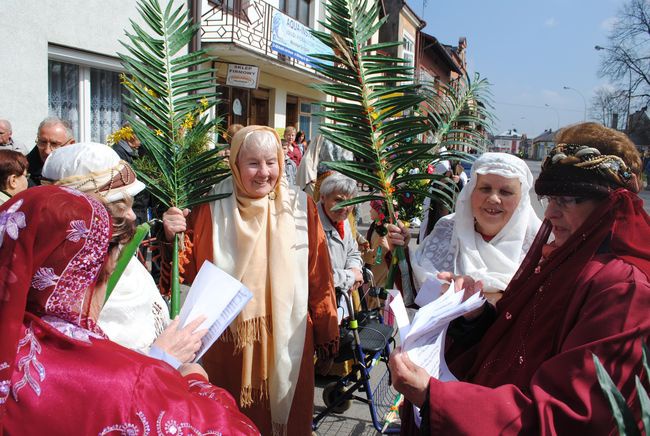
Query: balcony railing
202 0 316 74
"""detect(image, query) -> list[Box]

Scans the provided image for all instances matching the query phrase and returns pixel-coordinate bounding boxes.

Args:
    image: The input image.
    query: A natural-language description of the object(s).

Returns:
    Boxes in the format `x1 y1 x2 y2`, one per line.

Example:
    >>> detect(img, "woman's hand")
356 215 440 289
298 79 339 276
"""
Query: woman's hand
388 347 430 408
178 363 209 380
437 272 485 320
378 235 391 252
386 222 411 249
350 267 364 290
153 316 208 364
162 207 190 241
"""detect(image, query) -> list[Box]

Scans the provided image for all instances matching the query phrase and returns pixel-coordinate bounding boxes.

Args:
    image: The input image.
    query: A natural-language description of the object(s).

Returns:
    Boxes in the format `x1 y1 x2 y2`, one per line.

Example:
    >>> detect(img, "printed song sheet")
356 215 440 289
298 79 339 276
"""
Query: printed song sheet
413 278 443 307
178 261 253 362
389 283 485 428
390 282 485 380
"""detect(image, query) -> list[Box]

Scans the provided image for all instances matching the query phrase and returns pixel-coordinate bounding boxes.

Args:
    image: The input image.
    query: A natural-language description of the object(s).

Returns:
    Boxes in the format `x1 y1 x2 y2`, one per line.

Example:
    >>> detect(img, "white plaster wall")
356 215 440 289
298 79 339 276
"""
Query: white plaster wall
1 0 144 147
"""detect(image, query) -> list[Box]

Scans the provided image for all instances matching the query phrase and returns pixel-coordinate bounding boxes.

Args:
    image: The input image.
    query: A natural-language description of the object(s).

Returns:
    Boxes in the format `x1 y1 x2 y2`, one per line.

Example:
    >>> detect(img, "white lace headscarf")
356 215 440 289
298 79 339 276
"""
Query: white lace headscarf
413 152 541 292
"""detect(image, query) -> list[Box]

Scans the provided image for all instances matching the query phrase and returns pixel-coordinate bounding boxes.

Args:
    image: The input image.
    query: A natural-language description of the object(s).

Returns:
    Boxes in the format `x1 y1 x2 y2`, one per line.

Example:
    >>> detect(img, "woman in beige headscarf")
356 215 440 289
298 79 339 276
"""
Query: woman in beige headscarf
163 125 339 435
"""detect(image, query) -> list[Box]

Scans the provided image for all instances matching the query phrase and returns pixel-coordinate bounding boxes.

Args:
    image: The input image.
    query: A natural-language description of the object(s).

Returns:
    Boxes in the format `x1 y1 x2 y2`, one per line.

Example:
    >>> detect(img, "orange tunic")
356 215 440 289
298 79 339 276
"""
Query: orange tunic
182 198 339 435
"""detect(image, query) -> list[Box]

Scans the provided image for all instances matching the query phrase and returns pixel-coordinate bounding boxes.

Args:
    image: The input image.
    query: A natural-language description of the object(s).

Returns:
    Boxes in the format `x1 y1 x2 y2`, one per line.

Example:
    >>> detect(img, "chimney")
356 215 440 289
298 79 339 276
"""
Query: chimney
611 113 619 130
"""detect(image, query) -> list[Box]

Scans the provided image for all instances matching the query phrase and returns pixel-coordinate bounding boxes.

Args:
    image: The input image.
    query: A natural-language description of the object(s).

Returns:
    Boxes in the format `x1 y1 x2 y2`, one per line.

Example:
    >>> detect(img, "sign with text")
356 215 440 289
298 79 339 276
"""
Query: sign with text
270 10 333 67
226 64 259 89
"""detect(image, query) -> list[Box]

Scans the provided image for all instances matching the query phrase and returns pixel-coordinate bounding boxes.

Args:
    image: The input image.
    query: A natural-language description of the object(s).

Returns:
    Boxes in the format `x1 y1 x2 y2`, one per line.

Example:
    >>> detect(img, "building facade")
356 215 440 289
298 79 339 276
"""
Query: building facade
1 0 332 147
491 129 523 154
1 1 146 147
531 129 556 161
200 0 331 139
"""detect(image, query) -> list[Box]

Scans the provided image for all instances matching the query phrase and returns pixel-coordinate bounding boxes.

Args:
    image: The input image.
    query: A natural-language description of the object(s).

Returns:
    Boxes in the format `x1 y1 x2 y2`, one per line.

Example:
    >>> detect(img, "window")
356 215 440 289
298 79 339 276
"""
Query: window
48 46 127 143
402 33 415 69
279 0 310 26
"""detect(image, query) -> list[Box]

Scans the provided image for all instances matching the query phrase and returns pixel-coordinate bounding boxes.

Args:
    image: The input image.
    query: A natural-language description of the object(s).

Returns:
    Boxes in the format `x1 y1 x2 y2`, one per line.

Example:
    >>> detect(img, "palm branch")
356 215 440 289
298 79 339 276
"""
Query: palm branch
118 0 230 316
593 341 650 435
310 0 492 289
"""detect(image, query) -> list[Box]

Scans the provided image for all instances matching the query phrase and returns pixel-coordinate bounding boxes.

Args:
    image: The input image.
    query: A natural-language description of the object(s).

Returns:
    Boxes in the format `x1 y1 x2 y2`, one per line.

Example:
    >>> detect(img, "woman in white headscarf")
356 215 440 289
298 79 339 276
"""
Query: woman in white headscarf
41 142 205 368
411 152 541 304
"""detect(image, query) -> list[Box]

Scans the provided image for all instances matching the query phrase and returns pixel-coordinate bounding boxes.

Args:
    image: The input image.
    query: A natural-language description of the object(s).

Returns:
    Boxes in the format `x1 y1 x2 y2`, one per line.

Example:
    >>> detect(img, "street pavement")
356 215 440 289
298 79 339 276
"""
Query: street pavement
313 158 650 435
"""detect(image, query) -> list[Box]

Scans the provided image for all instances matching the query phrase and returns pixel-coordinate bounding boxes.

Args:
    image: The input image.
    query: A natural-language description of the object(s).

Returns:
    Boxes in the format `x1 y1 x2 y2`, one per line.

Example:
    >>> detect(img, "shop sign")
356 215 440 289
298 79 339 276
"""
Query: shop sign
270 10 333 67
226 64 259 89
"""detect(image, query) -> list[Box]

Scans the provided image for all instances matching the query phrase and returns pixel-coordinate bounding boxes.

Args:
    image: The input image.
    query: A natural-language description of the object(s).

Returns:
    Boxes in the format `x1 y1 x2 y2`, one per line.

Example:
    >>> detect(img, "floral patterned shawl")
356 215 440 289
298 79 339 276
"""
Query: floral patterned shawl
0 186 111 425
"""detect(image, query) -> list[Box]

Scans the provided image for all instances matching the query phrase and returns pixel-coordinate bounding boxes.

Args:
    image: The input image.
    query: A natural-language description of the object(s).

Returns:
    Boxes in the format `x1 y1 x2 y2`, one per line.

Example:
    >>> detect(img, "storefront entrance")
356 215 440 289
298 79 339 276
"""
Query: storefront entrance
218 85 270 128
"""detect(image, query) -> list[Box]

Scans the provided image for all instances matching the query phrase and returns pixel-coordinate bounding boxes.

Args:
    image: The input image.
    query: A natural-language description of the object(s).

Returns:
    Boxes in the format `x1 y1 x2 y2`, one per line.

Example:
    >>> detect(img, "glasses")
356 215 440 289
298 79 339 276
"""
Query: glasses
538 195 588 210
35 137 72 150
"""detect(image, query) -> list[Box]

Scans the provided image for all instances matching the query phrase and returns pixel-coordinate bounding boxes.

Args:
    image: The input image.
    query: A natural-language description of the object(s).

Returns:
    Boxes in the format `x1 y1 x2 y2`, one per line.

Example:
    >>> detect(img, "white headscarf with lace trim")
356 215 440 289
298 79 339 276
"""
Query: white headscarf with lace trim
413 152 541 292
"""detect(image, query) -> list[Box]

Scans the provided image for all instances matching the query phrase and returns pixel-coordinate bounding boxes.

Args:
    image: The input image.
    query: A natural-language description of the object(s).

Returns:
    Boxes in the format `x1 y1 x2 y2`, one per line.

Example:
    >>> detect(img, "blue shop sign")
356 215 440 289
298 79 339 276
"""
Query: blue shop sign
270 10 333 67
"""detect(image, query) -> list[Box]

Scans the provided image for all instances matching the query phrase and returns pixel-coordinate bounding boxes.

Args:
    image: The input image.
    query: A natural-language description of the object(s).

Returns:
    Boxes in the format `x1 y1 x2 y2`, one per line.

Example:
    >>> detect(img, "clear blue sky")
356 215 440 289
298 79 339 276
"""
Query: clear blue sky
406 0 624 138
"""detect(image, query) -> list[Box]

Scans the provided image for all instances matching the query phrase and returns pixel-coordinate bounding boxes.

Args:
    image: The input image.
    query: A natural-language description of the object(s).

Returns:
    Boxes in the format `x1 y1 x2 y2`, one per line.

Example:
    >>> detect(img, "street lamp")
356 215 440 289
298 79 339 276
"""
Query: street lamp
545 104 560 130
594 45 632 130
562 86 587 121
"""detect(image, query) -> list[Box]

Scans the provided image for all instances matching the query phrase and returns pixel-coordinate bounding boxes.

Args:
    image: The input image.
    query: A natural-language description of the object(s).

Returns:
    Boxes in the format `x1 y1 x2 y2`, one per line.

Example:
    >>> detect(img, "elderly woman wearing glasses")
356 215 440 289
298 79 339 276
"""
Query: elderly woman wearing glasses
390 122 650 434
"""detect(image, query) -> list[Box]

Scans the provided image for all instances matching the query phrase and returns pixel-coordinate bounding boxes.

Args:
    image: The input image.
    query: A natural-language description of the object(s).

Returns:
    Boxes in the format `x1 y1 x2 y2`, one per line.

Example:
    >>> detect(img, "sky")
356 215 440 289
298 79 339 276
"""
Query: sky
405 0 625 138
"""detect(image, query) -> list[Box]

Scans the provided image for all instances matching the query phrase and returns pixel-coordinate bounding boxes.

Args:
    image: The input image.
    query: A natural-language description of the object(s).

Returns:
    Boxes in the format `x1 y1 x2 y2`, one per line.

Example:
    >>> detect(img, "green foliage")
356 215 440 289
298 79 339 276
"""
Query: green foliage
310 0 491 217
118 0 231 316
310 0 491 290
593 341 649 435
118 0 231 210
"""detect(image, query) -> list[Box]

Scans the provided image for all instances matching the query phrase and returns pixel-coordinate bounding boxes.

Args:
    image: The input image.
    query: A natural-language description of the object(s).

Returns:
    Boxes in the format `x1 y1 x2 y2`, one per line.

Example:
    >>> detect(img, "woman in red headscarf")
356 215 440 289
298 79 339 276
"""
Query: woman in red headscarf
390 123 650 434
0 186 258 435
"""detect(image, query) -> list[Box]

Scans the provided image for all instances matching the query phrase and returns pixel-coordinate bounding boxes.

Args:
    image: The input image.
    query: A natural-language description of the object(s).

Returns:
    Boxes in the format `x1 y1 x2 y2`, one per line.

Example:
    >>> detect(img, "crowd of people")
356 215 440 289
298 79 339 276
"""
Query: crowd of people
0 118 648 435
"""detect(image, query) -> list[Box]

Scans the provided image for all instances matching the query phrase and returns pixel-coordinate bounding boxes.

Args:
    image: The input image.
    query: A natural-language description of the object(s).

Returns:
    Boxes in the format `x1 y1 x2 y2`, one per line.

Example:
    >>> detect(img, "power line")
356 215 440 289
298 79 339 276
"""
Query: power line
493 100 585 113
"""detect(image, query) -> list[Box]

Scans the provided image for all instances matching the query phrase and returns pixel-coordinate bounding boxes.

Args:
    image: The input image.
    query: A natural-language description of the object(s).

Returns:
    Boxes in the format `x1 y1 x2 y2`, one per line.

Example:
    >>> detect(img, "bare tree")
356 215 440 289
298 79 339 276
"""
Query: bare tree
597 0 650 107
590 86 629 128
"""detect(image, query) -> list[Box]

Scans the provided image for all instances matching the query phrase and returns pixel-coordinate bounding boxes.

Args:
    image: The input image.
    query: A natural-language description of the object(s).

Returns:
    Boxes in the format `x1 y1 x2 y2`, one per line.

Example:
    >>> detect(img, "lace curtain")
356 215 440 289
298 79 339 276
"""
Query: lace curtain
48 61 80 140
48 60 126 143
90 68 124 143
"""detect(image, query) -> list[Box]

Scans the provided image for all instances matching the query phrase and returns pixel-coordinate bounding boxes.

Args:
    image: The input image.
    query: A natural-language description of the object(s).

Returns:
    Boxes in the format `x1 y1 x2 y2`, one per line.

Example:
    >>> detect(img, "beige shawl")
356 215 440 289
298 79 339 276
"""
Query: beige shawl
209 125 309 434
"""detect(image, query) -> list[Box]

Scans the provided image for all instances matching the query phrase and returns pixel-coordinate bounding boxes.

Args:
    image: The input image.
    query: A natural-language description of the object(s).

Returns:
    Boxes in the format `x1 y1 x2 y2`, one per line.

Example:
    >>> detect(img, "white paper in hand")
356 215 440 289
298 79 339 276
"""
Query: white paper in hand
404 286 485 380
388 289 411 341
414 278 443 307
178 261 253 362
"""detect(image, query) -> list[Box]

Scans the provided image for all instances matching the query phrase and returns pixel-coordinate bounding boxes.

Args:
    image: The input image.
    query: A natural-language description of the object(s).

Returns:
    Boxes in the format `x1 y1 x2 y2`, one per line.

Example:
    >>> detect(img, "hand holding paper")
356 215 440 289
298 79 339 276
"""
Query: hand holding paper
389 281 485 381
177 261 253 362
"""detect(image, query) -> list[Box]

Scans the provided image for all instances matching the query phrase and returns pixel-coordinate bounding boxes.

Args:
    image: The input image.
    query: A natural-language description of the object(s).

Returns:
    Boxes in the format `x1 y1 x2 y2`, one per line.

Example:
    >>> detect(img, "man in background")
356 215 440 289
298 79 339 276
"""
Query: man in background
26 116 75 185
0 119 29 155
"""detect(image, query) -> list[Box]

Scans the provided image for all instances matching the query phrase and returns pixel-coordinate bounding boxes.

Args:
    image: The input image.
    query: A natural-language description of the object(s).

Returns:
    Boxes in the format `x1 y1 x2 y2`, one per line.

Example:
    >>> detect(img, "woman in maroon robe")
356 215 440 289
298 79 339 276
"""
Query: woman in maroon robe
0 186 258 435
390 122 650 434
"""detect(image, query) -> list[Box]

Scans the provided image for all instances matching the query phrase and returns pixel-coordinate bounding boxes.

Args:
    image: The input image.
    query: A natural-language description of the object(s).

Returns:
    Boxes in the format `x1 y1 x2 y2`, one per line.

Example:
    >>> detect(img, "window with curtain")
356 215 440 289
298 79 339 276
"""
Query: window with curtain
48 59 126 143
90 68 124 142
48 61 80 140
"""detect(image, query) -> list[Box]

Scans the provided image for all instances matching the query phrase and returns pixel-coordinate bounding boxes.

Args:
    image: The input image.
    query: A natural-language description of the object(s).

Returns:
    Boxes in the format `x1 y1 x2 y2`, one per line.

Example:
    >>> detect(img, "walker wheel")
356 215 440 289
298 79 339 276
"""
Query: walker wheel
322 382 352 413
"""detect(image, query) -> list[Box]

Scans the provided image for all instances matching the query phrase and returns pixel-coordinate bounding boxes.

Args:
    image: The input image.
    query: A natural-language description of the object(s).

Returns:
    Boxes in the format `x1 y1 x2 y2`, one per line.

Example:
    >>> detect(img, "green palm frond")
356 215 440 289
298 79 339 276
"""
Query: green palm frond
311 0 492 290
593 341 650 436
311 0 492 219
118 0 230 316
420 75 494 156
311 0 429 215
119 0 230 211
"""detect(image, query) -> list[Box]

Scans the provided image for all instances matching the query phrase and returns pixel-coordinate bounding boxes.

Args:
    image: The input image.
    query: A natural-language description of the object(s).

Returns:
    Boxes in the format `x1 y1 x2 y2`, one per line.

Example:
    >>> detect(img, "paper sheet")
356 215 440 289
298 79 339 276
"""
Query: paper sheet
388 289 411 341
414 278 443 307
178 261 253 362
405 289 484 379
396 284 484 428
390 282 485 381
